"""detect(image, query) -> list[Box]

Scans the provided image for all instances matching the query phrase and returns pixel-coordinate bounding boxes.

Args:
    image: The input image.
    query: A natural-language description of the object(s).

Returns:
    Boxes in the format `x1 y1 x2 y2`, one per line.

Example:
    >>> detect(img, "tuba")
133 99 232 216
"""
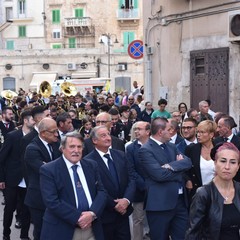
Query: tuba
1 90 18 106
39 81 52 98
60 82 77 97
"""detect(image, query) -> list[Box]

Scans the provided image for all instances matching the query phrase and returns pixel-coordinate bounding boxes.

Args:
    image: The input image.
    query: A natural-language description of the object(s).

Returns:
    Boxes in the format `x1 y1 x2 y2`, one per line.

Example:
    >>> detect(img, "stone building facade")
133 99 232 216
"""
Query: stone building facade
143 0 240 126
0 0 143 95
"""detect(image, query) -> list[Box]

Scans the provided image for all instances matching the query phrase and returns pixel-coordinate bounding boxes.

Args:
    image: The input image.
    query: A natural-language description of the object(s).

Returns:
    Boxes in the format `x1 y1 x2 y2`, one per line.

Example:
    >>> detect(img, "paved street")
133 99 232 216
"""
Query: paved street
0 193 33 240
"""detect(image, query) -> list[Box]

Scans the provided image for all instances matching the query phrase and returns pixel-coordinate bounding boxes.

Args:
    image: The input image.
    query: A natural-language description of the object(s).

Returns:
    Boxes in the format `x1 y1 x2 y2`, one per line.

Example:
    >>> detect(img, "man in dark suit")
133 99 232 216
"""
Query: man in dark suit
176 118 198 154
0 110 35 240
138 117 191 240
169 119 183 145
0 107 16 148
40 132 107 240
85 126 136 240
214 115 240 181
83 112 125 156
126 121 151 240
24 118 61 240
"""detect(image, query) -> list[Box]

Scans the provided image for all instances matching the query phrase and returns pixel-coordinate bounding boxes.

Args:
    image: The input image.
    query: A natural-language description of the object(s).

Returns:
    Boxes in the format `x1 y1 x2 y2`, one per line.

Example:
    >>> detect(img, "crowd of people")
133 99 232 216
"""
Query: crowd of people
0 81 239 240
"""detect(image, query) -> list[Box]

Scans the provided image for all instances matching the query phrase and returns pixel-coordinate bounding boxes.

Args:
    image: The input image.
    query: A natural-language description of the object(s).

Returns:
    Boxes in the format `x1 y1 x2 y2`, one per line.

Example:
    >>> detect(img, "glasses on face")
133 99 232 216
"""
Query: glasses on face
96 120 110 124
181 126 195 131
45 129 59 134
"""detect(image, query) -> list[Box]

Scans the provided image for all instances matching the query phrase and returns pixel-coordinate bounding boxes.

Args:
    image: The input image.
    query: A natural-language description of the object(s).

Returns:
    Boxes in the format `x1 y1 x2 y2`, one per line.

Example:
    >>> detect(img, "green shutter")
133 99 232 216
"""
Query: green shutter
52 10 60 23
69 38 76 48
75 9 83 17
123 31 135 52
19 26 26 37
52 44 61 49
133 0 138 8
119 0 125 8
6 40 14 50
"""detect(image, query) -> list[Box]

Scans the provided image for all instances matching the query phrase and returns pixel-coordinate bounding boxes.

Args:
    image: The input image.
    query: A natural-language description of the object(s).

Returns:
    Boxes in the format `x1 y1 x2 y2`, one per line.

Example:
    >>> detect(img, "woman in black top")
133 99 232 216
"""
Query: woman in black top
185 142 240 240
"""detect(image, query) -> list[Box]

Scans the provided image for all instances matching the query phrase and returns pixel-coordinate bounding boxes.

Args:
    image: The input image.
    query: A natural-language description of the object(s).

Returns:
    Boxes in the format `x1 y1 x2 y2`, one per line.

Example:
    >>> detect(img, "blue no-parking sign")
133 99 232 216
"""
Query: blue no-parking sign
128 40 144 59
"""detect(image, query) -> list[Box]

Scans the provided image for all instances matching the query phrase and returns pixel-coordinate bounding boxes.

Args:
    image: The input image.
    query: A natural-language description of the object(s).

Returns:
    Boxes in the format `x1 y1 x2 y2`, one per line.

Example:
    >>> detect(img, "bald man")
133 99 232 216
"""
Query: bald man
24 118 61 240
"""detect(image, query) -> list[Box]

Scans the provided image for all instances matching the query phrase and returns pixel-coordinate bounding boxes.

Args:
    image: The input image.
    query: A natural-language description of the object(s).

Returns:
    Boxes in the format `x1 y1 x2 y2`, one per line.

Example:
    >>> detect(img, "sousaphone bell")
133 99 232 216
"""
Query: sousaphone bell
1 90 18 100
39 81 52 98
61 82 77 96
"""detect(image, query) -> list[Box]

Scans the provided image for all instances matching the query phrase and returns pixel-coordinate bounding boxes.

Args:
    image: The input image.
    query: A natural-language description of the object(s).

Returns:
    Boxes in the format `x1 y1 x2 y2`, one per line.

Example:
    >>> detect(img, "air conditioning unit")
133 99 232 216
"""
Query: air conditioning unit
67 63 77 71
228 11 240 42
116 64 125 71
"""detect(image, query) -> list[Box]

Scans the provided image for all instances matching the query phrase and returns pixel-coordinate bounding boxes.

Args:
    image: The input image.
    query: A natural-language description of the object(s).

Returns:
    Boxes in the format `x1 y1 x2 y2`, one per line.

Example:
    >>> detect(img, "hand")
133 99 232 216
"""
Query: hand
176 154 184 161
114 198 129 215
186 180 193 190
0 182 5 189
162 164 174 171
78 211 93 229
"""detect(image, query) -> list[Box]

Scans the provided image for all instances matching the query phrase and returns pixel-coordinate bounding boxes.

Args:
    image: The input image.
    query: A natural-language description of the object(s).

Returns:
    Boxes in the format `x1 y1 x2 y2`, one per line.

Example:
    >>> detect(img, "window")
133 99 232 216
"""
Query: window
119 0 138 9
52 44 62 49
19 26 26 37
3 77 16 91
123 31 135 52
69 38 76 48
6 40 14 50
52 10 60 24
75 8 83 18
52 29 61 39
6 7 13 20
19 0 25 15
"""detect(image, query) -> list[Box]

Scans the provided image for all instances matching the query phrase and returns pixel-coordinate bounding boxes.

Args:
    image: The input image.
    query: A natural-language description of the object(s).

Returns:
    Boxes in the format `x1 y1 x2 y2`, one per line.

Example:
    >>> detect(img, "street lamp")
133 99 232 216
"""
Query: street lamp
99 33 119 78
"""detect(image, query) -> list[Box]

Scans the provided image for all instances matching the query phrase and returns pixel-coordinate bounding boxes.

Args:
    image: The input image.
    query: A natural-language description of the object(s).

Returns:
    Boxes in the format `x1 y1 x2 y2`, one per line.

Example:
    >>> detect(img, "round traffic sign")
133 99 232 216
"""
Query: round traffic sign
128 40 144 59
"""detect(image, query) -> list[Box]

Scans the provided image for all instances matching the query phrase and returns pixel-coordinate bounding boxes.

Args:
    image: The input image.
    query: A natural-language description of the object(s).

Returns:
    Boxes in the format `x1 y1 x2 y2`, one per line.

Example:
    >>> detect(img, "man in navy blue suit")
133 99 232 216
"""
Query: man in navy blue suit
85 126 136 240
139 117 191 240
126 121 151 240
40 132 107 240
24 118 61 240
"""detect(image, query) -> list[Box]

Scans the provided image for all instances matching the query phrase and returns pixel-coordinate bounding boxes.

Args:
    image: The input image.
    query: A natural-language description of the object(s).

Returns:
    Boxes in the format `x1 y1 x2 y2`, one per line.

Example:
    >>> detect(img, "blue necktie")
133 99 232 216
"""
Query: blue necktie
71 165 89 211
104 154 119 189
47 144 54 160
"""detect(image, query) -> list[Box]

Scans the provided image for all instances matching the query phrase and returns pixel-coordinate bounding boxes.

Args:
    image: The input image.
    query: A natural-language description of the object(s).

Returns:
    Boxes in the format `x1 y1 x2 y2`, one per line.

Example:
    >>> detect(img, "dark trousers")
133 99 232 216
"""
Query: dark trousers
102 215 131 240
147 195 188 240
3 186 30 238
29 207 44 240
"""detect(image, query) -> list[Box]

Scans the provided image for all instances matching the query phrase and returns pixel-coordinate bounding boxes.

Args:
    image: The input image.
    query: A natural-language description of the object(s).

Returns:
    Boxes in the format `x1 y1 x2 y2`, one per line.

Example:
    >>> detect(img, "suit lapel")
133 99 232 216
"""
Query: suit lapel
93 149 117 187
35 137 52 162
58 157 77 207
149 139 169 164
110 149 121 183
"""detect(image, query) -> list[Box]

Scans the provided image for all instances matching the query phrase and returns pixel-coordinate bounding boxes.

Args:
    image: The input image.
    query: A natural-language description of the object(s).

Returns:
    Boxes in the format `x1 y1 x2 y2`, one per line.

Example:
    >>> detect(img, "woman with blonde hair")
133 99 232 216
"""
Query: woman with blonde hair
185 120 217 200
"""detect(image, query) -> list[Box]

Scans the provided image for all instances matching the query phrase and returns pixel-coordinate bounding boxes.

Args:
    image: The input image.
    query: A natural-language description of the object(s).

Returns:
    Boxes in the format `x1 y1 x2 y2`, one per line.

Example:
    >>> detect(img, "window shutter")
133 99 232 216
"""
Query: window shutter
75 8 83 17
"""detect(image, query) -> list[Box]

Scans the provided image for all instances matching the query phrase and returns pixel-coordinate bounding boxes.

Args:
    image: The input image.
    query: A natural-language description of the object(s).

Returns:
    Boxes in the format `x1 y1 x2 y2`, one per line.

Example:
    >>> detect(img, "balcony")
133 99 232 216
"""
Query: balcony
64 17 95 37
116 9 140 20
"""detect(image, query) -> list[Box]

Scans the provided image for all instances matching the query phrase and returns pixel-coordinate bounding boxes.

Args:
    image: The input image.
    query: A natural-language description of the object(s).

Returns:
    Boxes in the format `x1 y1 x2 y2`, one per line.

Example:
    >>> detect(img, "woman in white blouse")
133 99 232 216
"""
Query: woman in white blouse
185 120 217 202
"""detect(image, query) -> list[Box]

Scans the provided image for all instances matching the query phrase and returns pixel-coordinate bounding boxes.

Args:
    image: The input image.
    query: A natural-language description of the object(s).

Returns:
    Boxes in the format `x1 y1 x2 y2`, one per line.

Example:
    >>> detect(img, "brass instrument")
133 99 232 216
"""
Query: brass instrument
39 81 52 98
61 82 77 97
1 90 18 106
1 90 18 100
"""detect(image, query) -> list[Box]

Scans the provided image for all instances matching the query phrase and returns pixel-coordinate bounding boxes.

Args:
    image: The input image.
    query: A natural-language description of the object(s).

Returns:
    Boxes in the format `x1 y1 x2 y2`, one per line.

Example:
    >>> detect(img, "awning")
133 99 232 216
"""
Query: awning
30 72 58 90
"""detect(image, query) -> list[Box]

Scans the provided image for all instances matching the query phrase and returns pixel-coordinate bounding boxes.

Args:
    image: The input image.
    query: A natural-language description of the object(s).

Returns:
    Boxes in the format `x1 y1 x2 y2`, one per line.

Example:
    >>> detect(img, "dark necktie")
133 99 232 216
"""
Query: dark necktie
104 154 119 189
71 165 89 211
223 137 228 142
5 123 9 129
47 143 54 160
160 143 167 150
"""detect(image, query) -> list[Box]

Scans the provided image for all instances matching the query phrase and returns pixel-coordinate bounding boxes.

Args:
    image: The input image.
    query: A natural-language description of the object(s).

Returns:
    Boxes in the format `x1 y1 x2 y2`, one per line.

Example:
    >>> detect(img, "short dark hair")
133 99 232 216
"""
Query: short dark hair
2 106 13 114
182 117 198 127
221 116 237 129
119 105 130 115
108 108 119 116
56 112 71 127
19 110 32 125
31 106 45 118
151 117 168 135
158 99 167 106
